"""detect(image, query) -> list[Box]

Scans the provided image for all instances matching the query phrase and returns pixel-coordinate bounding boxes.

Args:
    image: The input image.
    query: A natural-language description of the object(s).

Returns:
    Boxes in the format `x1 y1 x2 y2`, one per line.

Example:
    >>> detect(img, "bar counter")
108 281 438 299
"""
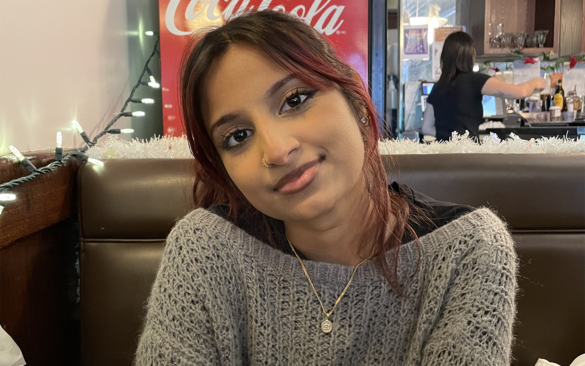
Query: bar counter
485 125 585 141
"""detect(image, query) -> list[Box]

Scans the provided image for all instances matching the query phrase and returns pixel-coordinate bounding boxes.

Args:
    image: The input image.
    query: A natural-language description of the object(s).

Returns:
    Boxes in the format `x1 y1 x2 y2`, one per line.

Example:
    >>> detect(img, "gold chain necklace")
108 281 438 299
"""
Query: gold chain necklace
287 237 369 333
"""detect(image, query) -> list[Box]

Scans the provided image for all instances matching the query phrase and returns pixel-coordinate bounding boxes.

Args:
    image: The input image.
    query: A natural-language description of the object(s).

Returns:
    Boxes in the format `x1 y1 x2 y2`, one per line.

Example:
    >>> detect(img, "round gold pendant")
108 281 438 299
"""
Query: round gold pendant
321 319 333 333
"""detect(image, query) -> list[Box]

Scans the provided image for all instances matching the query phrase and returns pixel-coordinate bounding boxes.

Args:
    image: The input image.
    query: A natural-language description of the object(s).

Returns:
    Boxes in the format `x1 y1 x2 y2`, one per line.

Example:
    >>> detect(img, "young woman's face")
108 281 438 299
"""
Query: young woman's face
204 44 366 223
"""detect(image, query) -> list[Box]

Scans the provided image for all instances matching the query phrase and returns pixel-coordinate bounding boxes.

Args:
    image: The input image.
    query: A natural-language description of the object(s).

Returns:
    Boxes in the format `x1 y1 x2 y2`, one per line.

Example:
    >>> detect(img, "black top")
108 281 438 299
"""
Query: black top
427 72 491 141
208 183 475 259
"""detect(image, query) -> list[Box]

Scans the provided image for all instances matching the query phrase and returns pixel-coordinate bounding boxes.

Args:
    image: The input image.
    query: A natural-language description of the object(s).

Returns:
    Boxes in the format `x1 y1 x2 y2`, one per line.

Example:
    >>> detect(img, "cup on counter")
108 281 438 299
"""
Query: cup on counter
549 106 561 121
503 71 513 84
563 111 576 122
536 111 550 122
527 98 541 113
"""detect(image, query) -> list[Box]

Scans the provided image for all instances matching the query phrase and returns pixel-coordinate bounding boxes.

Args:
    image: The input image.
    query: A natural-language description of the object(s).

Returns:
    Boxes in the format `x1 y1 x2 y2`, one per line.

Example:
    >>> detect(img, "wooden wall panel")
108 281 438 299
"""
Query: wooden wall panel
0 152 81 365
559 0 584 56
0 219 80 366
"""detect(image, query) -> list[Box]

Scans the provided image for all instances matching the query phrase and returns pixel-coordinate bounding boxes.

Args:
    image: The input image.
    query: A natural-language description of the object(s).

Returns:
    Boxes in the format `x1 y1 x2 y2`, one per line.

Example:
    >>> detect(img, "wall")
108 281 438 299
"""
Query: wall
0 0 161 154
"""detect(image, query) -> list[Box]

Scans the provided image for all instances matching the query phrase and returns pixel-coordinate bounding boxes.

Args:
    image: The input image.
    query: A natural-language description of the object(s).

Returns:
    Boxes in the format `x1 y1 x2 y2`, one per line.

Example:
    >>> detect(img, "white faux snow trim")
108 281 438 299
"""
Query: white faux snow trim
86 132 585 159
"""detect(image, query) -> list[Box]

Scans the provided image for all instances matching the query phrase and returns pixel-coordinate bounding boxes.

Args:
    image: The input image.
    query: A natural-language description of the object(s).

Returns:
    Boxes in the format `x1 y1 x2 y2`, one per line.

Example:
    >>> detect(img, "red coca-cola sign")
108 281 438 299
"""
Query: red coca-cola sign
158 0 369 136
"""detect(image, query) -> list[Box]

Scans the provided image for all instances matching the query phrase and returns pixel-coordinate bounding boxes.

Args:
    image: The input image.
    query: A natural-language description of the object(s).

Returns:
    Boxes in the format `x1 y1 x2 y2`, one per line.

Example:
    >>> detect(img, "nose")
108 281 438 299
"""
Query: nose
257 122 300 167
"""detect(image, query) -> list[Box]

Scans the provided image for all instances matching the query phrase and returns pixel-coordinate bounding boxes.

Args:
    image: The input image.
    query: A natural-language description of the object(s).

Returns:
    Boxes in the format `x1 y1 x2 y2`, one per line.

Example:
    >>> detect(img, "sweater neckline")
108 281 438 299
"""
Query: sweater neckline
198 207 492 289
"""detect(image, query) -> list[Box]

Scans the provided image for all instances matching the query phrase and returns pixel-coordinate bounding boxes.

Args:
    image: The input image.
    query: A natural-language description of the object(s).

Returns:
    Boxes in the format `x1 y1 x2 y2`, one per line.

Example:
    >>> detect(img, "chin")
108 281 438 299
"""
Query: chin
278 191 340 223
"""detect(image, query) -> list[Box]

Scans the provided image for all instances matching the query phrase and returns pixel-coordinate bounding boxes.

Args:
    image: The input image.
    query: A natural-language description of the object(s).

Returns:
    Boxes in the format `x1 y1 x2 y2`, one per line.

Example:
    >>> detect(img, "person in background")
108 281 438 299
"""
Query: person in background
422 31 545 141
135 11 517 365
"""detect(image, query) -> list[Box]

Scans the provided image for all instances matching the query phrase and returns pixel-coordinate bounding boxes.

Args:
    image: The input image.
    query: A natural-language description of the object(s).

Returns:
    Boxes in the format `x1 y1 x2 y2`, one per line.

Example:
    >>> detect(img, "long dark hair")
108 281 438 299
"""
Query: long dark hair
439 31 475 83
180 10 420 292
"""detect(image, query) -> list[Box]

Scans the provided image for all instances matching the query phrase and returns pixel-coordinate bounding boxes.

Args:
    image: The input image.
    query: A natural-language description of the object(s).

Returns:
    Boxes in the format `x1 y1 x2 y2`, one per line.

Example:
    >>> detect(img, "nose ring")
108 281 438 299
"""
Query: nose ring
262 158 272 168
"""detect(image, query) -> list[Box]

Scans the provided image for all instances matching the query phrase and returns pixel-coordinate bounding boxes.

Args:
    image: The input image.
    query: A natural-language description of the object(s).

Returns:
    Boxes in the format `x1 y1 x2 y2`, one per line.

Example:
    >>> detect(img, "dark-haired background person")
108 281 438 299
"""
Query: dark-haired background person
422 31 545 141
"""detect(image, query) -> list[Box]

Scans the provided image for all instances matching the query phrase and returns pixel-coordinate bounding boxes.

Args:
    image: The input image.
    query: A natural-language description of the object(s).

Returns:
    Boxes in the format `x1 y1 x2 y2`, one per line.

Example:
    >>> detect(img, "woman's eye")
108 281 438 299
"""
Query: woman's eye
280 89 316 114
223 128 253 149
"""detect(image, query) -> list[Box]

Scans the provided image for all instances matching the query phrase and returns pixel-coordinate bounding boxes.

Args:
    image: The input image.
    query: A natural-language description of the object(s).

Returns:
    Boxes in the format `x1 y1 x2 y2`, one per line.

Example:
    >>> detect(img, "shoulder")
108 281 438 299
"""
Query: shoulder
467 72 491 87
391 182 476 241
169 207 235 243
413 208 518 363
165 207 245 265
422 207 516 268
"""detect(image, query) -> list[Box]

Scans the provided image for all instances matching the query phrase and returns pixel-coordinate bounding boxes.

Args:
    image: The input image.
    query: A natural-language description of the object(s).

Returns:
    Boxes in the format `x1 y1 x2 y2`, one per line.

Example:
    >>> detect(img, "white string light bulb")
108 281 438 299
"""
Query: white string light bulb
9 145 36 172
72 152 103 166
107 128 135 134
55 132 64 161
72 120 92 145
9 145 25 162
148 78 160 89
72 120 84 133
0 191 16 216
130 98 155 104
87 158 104 166
0 193 16 201
122 111 146 117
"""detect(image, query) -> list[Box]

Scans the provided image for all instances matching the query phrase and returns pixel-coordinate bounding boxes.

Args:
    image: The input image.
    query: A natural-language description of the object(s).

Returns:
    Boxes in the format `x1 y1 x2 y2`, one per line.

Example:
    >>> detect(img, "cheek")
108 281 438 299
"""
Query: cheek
320 109 365 157
222 159 263 202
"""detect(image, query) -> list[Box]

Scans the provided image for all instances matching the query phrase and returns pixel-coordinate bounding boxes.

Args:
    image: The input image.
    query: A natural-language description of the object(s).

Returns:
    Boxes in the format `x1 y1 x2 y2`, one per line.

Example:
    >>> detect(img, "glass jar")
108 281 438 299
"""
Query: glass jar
549 106 561 121
566 91 575 112
573 95 582 114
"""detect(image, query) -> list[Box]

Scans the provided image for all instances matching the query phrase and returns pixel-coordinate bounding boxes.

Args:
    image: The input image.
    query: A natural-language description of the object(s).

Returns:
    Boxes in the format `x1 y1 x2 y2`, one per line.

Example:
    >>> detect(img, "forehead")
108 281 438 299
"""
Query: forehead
205 44 289 126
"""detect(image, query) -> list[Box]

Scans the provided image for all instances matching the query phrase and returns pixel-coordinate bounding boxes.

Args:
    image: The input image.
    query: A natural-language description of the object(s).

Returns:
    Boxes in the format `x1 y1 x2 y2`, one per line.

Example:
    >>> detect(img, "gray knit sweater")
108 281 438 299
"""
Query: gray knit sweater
135 207 517 365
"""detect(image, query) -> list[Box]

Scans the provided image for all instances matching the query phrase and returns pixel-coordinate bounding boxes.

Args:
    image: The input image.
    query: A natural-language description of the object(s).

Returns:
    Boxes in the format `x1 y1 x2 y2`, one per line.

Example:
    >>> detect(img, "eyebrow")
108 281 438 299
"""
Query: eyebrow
209 110 247 136
264 74 295 101
209 75 297 135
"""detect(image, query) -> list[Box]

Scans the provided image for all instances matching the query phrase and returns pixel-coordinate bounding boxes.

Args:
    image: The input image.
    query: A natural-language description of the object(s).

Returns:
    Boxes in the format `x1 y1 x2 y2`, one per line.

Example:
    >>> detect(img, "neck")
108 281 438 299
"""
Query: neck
284 176 375 267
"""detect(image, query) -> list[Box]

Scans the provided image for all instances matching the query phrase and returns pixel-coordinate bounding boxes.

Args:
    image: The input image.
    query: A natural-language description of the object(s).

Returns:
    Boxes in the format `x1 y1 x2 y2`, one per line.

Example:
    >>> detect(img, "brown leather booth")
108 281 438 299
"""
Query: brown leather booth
77 155 585 366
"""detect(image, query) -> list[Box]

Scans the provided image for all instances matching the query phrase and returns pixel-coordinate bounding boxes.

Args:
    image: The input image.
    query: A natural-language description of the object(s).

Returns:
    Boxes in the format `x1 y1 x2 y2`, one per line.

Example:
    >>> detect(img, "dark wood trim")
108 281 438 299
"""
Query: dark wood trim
553 0 561 52
387 10 398 30
0 155 80 248
582 1 585 52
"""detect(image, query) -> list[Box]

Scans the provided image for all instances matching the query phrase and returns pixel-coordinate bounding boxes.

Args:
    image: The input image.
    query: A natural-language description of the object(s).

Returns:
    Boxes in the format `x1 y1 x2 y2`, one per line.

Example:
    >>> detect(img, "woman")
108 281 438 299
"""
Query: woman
422 31 545 141
136 11 517 365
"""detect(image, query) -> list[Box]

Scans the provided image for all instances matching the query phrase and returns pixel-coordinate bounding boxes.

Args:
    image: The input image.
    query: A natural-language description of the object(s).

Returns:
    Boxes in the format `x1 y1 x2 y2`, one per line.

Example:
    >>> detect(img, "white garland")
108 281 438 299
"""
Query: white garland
86 132 585 159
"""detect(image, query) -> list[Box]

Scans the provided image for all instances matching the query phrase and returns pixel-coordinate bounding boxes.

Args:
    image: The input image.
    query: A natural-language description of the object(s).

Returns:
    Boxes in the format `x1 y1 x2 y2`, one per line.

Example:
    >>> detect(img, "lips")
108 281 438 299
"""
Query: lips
274 158 322 193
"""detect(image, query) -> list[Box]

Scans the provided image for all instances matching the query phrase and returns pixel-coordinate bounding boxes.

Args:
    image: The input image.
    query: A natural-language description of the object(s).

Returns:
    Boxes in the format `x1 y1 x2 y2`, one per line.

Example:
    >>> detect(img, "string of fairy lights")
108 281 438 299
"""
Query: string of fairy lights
0 32 161 217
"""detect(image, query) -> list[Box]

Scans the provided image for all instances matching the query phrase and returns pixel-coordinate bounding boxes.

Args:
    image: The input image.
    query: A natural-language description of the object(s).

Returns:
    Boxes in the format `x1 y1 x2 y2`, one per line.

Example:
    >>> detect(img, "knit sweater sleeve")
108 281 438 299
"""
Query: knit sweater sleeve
134 209 246 365
415 209 518 365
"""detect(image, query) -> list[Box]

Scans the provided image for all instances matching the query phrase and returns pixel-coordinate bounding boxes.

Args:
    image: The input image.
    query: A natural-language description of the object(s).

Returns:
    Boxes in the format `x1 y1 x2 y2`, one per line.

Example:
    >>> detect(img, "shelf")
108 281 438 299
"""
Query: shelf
478 47 555 60
484 47 553 55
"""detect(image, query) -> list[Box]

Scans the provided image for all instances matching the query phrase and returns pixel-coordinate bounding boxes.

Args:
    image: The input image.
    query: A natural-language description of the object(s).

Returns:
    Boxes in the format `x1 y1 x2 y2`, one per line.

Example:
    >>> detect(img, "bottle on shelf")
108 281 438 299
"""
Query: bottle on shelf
554 80 566 112
566 90 575 113
571 86 582 114
540 93 551 111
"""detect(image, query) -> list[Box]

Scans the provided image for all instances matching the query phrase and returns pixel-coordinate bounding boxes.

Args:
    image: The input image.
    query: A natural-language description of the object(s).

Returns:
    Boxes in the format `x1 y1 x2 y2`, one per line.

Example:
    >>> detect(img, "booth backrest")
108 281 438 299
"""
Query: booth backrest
78 155 585 366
